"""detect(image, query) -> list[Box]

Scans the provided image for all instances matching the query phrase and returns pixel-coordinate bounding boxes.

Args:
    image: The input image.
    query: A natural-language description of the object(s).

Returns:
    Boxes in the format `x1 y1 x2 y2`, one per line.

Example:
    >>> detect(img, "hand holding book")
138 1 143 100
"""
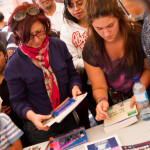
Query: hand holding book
42 92 87 127
95 99 109 121
103 98 138 133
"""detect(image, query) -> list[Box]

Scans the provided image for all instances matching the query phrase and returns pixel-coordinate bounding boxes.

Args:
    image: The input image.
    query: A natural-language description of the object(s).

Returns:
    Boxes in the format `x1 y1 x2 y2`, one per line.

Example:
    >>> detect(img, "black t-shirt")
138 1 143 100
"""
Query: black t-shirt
0 79 10 106
0 79 23 128
83 34 145 97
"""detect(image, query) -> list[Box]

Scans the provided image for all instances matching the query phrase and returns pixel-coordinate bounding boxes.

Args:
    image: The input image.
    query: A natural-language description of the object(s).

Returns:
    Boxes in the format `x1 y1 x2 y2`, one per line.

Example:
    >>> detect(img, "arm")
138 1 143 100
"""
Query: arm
8 139 22 150
4 59 51 130
140 58 150 88
5 73 51 130
26 110 51 131
60 23 84 72
62 41 82 98
130 58 150 107
1 106 11 115
4 114 23 149
84 61 109 121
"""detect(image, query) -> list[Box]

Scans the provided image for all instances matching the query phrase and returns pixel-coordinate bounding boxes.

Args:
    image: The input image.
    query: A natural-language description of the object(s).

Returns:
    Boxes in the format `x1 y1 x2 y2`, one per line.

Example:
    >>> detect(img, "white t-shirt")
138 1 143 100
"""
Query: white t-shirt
47 2 64 33
60 20 88 73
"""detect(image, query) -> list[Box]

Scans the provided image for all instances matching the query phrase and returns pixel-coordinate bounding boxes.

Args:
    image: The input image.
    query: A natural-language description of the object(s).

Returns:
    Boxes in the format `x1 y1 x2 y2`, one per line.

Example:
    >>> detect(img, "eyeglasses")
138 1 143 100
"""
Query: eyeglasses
67 0 84 9
13 7 40 21
29 30 45 41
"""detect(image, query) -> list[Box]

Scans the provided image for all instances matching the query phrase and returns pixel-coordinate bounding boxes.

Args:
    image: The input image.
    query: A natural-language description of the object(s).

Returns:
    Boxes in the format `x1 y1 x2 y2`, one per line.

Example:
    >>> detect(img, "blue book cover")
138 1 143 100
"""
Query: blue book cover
42 93 87 127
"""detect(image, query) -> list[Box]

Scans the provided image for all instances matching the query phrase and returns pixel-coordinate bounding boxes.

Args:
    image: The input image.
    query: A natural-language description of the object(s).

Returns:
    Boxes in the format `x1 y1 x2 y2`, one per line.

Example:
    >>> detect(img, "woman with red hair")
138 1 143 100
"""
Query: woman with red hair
4 2 82 145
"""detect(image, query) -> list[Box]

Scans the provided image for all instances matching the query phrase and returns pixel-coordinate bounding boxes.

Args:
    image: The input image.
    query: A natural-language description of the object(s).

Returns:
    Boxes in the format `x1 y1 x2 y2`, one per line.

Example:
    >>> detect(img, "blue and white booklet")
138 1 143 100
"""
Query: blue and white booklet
45 126 88 150
42 93 87 127
84 135 122 150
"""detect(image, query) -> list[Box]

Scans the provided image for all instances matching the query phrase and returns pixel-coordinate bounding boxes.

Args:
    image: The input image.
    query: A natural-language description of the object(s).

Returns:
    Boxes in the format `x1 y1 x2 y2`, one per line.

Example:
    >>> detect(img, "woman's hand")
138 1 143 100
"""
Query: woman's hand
26 110 51 131
1 106 11 115
72 85 82 99
95 100 109 121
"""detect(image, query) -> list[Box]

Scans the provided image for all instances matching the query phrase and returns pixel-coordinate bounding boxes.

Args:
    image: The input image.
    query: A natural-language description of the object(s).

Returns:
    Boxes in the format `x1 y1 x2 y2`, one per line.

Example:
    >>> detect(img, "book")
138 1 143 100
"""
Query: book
45 126 88 150
103 99 138 133
84 135 122 150
42 92 87 127
122 141 150 150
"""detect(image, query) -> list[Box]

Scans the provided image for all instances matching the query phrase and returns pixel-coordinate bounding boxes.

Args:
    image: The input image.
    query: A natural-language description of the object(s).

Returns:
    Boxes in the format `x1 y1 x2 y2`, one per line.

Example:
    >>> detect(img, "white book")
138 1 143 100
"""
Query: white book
42 92 87 127
84 135 122 150
103 99 138 133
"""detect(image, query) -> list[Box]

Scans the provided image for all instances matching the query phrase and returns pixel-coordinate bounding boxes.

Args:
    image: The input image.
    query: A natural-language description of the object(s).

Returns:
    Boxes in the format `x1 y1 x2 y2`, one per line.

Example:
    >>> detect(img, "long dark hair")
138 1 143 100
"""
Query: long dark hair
8 2 51 45
86 0 141 67
0 12 4 22
63 0 78 23
0 40 6 55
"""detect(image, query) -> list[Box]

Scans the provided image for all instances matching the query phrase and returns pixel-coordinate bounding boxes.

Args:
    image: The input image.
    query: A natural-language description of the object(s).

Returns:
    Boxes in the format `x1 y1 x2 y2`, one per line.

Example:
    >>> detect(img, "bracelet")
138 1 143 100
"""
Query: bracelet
96 97 108 104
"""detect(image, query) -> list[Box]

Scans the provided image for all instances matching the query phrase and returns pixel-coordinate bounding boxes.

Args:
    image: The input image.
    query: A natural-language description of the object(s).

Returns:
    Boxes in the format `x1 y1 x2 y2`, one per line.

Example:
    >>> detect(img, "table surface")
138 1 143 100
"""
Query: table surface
23 117 150 150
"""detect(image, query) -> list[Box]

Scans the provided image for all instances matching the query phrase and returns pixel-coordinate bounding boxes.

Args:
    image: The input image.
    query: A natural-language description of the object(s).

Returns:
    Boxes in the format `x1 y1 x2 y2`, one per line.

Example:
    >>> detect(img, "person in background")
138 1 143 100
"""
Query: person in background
0 12 5 31
118 0 145 25
83 0 150 122
0 41 29 147
4 2 82 145
60 0 90 129
0 113 23 150
0 41 19 124
36 0 64 34
60 0 88 74
141 0 150 67
0 31 18 57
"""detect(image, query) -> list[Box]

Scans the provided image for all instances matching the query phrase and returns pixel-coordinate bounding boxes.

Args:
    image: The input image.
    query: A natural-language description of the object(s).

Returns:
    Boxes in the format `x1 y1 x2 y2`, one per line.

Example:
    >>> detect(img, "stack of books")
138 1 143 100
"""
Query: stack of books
103 99 138 133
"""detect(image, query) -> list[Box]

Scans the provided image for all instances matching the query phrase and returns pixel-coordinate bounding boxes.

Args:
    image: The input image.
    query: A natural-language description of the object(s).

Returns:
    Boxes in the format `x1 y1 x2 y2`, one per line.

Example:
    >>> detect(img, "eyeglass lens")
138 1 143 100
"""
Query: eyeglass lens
30 31 45 40
27 7 40 15
14 11 26 21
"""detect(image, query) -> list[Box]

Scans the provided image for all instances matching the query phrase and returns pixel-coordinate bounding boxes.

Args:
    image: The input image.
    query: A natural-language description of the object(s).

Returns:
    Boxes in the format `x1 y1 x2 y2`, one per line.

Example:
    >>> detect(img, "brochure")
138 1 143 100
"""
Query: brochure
45 126 88 150
84 135 122 150
42 93 87 127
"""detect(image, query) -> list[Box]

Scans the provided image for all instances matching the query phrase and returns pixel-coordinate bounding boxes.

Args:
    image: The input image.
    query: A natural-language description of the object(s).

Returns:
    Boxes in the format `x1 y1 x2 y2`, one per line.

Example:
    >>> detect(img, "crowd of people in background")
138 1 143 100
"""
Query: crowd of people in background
0 0 150 149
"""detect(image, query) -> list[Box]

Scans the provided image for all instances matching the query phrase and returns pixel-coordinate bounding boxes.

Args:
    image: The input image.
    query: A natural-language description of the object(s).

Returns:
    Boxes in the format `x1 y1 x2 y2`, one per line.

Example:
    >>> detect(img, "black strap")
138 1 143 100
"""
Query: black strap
117 0 130 16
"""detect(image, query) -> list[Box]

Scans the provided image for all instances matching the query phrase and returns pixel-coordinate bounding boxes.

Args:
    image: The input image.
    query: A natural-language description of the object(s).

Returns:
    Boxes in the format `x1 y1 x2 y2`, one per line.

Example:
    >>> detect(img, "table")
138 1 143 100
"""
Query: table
23 118 150 150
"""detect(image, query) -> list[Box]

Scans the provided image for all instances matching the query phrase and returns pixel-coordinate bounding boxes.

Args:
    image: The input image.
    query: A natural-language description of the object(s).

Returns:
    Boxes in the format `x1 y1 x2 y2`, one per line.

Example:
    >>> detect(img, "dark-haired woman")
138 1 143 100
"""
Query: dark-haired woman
60 0 99 128
0 41 29 147
4 2 82 145
83 0 150 122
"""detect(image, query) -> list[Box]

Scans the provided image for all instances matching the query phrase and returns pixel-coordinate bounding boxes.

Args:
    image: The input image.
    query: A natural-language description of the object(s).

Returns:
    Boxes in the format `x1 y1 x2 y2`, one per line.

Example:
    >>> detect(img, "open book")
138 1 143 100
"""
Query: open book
45 126 88 150
42 92 87 127
103 99 138 133
84 135 122 150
